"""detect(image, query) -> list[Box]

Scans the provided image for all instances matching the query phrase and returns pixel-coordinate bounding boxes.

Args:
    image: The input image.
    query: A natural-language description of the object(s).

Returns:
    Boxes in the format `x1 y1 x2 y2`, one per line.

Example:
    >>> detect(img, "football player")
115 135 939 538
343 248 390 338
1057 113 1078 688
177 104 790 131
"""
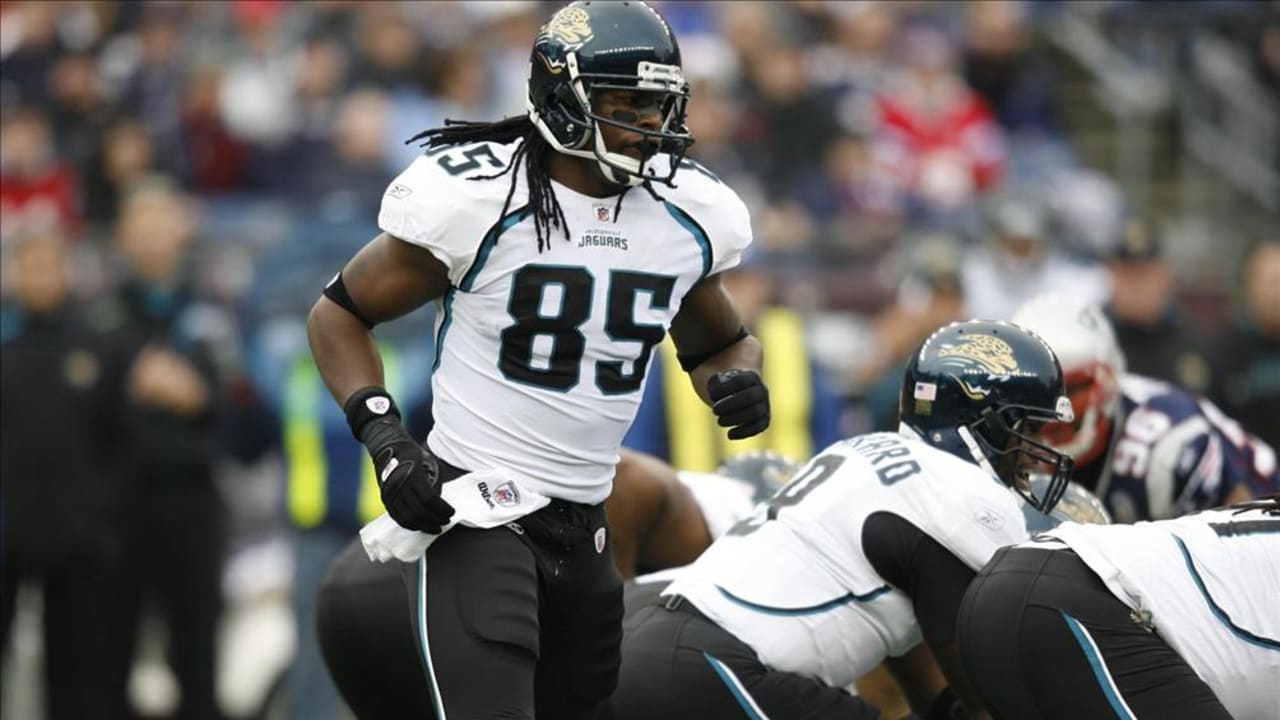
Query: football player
313 449 792 720
605 320 1076 720
959 496 1280 719
1011 293 1277 523
305 3 770 717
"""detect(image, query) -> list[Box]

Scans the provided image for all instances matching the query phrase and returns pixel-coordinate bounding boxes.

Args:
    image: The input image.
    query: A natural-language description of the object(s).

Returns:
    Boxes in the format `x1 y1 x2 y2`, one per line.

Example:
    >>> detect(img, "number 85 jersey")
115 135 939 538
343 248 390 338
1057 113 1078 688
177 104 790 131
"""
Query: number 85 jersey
665 432 1029 689
378 140 752 504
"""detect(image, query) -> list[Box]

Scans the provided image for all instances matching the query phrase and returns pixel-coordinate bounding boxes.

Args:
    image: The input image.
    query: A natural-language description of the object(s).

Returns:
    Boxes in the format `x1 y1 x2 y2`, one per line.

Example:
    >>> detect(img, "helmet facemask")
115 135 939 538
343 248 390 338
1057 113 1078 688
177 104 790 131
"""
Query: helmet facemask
529 53 692 187
960 404 1075 513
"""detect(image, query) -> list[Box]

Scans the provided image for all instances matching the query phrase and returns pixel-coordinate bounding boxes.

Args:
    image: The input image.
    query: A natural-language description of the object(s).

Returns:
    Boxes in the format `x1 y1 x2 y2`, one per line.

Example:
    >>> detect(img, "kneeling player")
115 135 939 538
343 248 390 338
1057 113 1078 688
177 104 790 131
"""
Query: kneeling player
958 496 1279 720
605 320 1077 720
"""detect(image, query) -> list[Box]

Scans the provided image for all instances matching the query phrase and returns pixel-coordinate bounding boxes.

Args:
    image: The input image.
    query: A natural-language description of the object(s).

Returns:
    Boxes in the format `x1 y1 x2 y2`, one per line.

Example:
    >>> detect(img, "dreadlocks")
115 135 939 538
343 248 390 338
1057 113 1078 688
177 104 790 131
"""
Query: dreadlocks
407 116 671 253
406 116 569 253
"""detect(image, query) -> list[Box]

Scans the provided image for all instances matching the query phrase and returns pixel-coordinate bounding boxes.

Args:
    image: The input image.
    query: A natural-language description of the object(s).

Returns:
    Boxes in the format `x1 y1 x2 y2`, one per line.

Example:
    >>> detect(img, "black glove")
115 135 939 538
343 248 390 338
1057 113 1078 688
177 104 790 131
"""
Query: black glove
345 387 454 534
707 369 770 440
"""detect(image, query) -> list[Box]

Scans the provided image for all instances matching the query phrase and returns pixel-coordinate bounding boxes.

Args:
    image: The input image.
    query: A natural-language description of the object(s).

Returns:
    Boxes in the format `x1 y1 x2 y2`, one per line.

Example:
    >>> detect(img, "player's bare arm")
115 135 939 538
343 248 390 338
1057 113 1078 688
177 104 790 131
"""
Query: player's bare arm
627 450 714 573
669 273 770 439
872 644 947 719
669 274 761 401
606 450 713 579
308 233 450 405
605 451 664 579
308 232 456 535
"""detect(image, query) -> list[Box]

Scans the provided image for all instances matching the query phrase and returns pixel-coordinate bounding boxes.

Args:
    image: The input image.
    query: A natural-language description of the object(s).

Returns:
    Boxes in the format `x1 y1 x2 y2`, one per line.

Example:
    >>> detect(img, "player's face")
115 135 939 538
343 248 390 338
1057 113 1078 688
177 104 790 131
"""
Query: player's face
997 417 1054 493
1034 364 1116 467
591 88 665 162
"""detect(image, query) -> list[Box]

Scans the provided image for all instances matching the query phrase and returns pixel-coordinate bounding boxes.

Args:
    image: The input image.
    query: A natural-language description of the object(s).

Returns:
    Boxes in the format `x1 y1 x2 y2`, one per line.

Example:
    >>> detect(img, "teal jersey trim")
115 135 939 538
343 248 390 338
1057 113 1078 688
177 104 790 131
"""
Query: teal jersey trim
460 204 530 292
663 201 712 280
438 204 528 371
1173 534 1280 649
432 290 455 372
715 584 891 616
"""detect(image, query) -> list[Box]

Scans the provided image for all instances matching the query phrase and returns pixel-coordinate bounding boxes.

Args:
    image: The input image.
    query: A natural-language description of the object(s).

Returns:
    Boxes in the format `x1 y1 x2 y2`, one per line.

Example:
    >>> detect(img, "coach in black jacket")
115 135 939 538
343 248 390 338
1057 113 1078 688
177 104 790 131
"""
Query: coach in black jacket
96 182 230 720
1 235 128 720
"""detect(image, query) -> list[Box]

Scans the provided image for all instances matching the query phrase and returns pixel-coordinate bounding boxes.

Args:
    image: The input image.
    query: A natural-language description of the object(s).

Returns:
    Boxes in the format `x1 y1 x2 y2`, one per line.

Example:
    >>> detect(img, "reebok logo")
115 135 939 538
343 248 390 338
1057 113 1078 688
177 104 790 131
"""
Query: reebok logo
387 183 413 199
976 508 1005 531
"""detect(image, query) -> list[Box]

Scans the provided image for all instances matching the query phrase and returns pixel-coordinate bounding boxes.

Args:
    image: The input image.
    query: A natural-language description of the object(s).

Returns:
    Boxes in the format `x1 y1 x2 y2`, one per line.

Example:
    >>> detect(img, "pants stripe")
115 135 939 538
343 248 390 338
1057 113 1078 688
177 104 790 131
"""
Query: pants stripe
417 555 448 719
702 652 771 720
1060 611 1137 720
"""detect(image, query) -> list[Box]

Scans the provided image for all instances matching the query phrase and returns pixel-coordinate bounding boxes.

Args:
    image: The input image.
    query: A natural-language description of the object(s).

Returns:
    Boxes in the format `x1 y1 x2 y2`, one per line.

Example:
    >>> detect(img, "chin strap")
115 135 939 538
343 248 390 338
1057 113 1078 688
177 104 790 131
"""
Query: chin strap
957 424 999 480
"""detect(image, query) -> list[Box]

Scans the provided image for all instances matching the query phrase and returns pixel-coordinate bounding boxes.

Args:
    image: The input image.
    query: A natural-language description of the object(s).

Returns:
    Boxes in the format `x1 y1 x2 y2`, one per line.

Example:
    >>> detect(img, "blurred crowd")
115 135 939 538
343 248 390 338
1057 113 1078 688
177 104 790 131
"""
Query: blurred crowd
1 1 1277 719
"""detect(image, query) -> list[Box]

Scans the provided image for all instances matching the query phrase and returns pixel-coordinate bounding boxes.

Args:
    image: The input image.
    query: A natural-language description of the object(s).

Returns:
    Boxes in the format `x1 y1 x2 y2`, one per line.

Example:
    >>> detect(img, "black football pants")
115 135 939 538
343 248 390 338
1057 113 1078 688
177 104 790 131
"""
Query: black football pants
958 545 1232 720
318 499 622 719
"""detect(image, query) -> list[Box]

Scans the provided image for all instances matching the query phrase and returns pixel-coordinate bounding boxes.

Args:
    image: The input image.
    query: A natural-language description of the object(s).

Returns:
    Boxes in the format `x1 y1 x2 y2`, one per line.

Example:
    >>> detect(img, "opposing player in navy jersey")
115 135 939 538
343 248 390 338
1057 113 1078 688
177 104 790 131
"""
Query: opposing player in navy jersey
606 320 1077 720
305 3 770 717
1012 293 1277 523
960 496 1280 719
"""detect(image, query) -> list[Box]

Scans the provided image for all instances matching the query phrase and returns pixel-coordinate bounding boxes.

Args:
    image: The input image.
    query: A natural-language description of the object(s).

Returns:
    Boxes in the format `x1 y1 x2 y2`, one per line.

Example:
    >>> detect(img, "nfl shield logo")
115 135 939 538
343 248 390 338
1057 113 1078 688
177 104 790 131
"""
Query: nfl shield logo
493 481 520 507
594 204 611 222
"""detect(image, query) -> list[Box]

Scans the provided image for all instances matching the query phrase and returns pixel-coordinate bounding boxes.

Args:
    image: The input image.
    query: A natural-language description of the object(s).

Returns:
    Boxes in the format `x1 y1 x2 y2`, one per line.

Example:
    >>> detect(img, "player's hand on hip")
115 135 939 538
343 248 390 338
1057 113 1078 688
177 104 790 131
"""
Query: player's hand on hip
345 388 455 533
708 369 770 440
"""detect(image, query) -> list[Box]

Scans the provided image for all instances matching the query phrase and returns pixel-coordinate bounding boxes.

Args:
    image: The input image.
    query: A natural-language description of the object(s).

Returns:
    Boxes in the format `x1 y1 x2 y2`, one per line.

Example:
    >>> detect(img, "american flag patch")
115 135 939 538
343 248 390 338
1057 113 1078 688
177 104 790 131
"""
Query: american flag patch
913 382 937 401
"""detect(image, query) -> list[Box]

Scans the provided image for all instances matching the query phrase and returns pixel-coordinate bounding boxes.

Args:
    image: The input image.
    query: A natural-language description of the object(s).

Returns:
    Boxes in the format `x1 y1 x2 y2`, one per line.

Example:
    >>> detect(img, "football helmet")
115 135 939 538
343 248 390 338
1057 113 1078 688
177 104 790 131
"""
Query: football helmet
1011 293 1126 468
527 1 693 187
716 450 802 503
900 320 1075 512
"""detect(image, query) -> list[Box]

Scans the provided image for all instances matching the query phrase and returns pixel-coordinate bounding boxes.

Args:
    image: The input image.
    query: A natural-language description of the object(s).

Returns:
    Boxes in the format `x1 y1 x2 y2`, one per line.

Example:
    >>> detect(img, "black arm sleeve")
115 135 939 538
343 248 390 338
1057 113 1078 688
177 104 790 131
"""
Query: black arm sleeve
862 511 977 645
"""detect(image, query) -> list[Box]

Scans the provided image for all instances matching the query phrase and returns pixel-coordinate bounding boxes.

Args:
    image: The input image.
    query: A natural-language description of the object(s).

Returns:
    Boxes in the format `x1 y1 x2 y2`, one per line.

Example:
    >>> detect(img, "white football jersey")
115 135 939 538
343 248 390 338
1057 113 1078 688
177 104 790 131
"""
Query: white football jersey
378 141 751 504
1042 507 1280 720
675 469 759 539
665 432 1029 688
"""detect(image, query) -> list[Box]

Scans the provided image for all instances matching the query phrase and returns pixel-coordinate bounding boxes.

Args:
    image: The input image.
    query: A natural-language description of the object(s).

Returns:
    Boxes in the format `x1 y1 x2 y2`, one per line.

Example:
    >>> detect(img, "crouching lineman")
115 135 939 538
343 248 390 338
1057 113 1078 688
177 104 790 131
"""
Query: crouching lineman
959 496 1280 719
603 320 1077 720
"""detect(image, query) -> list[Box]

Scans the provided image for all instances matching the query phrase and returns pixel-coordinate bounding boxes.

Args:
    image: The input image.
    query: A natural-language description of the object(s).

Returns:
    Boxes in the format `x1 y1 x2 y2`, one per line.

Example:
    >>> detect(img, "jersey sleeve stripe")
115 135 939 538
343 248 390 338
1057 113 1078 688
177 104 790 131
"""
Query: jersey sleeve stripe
459 204 530 292
662 201 712 280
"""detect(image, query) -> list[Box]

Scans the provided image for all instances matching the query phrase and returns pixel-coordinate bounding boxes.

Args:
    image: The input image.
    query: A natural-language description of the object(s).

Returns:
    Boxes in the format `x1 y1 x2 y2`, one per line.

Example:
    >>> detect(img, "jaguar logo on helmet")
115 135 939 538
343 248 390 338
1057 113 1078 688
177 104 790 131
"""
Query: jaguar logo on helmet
541 6 593 50
937 335 1020 376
